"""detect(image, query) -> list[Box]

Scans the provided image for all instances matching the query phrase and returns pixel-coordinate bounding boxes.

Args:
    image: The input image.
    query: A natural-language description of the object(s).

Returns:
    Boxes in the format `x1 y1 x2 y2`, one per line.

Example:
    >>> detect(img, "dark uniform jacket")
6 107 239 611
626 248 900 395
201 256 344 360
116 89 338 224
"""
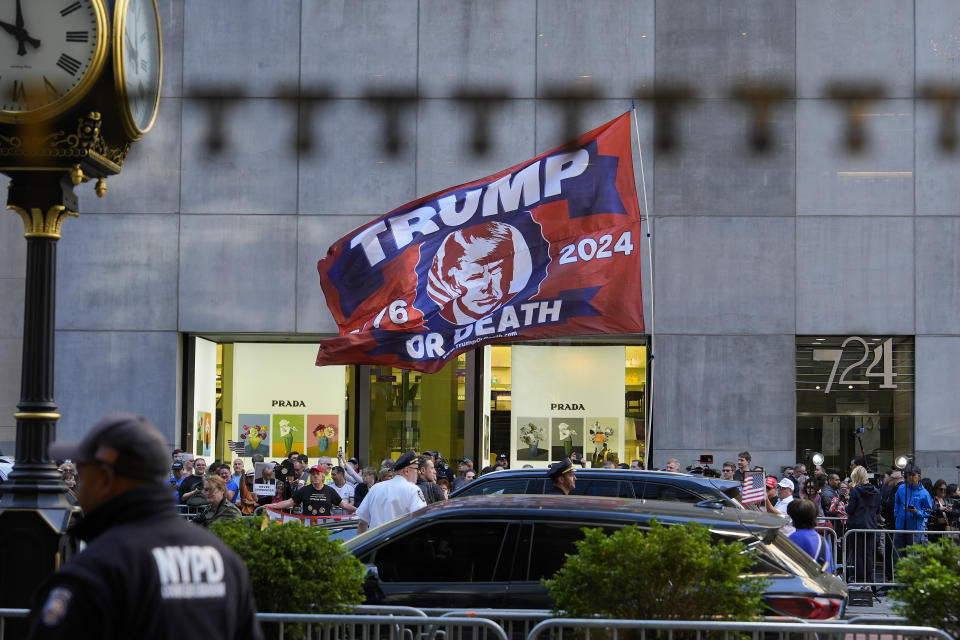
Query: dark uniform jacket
28 486 262 640
416 479 445 504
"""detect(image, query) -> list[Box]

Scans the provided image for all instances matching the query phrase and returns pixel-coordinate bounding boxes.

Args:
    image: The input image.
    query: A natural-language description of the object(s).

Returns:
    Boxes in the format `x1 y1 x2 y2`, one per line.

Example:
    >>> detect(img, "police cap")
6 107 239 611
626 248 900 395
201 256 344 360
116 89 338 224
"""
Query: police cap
393 450 420 471
547 458 575 481
49 412 170 484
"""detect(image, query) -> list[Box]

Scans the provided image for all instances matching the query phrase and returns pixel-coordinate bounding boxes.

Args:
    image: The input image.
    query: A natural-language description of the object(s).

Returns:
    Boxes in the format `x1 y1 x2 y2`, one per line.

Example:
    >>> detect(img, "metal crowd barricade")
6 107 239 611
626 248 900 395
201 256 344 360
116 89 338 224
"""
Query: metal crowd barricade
0 608 29 640
435 609 555 640
525 618 953 640
814 525 839 574
253 613 510 640
841 528 960 588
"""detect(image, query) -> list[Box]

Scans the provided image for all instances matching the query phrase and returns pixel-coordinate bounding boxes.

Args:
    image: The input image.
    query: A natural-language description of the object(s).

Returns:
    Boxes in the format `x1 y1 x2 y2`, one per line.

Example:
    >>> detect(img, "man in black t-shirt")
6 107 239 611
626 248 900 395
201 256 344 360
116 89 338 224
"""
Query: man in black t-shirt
270 465 357 517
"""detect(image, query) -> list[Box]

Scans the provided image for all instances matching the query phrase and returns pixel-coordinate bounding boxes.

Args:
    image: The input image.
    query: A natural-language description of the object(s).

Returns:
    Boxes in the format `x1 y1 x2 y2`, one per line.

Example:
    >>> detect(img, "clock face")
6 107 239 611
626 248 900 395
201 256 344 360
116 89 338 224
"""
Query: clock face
0 0 108 122
115 0 161 138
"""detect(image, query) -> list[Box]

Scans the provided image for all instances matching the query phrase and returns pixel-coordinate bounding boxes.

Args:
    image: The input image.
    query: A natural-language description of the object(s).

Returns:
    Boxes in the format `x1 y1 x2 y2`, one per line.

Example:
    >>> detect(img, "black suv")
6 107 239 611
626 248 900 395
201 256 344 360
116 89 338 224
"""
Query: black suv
450 468 744 509
346 495 847 619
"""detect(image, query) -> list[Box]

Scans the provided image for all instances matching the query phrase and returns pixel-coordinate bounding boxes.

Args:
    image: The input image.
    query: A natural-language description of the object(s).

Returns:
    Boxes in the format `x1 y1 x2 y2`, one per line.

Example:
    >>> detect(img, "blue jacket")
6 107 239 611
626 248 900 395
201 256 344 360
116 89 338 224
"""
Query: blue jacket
895 482 933 530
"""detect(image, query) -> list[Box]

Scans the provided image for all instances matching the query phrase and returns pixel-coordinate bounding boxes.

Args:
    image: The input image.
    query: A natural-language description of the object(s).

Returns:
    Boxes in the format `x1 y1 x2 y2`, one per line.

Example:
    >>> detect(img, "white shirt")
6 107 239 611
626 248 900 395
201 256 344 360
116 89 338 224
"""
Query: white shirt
355 475 426 529
332 480 354 504
774 494 795 535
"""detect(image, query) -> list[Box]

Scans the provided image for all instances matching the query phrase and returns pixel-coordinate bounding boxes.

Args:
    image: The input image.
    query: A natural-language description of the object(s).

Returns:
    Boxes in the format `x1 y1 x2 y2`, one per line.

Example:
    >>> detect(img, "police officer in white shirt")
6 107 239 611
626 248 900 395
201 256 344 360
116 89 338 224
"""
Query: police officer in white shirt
355 450 426 533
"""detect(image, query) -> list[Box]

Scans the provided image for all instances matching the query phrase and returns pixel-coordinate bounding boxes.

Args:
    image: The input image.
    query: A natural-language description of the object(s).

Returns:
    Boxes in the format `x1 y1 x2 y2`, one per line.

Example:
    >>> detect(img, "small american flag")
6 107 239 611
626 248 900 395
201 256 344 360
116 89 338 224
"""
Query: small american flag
227 440 246 456
740 470 765 504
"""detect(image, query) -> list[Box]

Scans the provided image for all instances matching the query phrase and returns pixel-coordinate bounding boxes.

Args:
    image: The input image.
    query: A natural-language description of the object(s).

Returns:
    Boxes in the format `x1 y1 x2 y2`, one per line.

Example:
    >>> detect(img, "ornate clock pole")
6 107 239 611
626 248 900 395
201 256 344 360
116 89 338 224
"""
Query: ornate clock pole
0 0 162 613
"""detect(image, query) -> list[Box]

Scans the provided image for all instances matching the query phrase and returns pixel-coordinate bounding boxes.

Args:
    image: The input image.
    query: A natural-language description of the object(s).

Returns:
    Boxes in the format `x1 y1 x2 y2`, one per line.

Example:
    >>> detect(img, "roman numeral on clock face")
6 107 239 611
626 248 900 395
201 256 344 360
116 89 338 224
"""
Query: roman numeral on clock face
43 76 60 99
65 30 89 42
57 54 82 76
11 80 27 103
60 2 82 16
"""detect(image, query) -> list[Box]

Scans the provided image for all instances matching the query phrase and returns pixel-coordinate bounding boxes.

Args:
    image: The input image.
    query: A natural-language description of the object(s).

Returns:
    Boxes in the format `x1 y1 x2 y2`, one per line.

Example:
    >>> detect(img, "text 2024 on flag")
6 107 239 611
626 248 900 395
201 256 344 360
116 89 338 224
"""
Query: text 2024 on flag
316 112 645 373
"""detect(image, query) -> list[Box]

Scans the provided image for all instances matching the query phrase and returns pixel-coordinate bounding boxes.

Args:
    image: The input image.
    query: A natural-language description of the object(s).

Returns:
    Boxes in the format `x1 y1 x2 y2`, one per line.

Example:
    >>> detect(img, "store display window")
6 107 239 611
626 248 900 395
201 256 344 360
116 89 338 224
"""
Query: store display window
484 342 647 470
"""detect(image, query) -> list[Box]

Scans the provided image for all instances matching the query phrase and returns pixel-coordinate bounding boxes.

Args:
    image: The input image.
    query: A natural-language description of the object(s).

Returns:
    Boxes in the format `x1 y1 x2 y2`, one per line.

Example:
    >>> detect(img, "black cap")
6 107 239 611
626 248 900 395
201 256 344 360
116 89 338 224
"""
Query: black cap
348 457 359 464
496 453 508 460
547 458 575 480
907 466 922 476
393 450 419 471
171 461 184 471
49 413 170 484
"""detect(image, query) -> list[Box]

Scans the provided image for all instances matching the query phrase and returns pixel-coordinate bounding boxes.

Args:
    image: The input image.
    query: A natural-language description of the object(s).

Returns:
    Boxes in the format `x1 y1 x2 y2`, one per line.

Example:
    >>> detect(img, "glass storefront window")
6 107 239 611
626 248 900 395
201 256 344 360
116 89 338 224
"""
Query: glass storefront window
483 342 647 470
189 339 353 465
796 336 914 475
366 354 466 466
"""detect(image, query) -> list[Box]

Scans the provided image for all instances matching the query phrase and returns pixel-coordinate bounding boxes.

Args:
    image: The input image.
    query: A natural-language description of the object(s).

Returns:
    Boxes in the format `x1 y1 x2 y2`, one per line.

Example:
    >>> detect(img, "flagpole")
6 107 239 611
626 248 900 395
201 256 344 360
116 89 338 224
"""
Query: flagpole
632 104 655 470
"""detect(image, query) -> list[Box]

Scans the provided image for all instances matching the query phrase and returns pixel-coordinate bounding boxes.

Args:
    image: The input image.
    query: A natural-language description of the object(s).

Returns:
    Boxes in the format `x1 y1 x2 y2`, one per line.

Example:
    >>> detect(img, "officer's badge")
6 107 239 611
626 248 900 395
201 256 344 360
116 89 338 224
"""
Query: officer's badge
41 586 73 626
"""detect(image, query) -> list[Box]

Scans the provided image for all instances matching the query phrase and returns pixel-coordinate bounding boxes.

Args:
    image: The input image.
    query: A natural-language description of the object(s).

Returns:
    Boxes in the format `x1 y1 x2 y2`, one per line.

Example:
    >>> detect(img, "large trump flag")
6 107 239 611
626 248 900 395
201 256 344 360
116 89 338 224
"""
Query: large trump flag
316 112 645 373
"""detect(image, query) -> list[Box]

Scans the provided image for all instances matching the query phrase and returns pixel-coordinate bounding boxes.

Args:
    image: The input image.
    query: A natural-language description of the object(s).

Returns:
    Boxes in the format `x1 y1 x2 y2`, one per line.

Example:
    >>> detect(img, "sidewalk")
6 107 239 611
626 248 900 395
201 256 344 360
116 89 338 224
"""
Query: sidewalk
843 590 904 621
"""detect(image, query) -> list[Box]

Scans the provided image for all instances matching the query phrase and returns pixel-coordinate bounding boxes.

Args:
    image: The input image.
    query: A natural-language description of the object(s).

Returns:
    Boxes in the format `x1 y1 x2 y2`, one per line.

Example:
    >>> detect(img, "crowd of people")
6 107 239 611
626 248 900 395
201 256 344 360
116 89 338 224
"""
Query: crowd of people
52 440 960 586
704 451 960 589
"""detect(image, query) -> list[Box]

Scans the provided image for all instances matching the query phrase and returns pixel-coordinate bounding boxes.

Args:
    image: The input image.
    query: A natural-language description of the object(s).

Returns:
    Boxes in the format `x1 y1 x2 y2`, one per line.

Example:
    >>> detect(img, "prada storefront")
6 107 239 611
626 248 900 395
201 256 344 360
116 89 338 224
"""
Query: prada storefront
183 337 648 470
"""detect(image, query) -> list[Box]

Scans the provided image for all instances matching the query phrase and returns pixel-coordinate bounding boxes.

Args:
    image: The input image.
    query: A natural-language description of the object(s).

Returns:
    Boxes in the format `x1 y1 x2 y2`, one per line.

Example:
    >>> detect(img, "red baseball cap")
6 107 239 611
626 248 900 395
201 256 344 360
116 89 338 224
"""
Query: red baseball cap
765 476 778 488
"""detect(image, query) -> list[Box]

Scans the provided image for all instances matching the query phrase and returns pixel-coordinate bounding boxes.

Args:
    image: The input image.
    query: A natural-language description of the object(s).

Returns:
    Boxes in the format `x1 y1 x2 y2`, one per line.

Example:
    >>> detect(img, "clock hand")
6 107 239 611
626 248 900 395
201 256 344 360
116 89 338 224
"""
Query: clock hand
126 31 140 68
10 0 41 56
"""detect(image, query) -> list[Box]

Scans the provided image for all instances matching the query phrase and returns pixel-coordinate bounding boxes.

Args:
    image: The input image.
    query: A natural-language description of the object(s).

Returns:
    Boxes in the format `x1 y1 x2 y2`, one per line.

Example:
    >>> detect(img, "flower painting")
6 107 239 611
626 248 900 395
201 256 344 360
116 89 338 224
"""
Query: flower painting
307 415 339 457
238 414 270 457
271 414 304 457
516 417 549 461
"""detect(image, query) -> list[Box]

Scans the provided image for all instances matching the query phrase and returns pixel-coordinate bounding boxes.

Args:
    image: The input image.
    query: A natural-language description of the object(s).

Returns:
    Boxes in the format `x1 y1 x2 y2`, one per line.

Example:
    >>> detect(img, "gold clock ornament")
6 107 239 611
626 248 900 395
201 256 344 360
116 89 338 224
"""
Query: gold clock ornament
0 0 109 124
113 0 161 140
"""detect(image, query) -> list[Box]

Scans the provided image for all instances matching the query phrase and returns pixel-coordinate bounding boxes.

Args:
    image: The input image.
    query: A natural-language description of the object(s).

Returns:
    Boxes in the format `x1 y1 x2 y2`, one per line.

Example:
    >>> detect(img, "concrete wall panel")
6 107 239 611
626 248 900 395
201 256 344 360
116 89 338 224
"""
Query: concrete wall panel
178 215 298 332
797 0 914 98
916 337 960 452
54 330 180 446
298 99 417 215
418 0 536 99
797 100 914 215
180 99 299 214
917 218 960 334
654 217 795 334
916 0 960 86
0 279 23 340
56 214 179 331
158 0 183 98
655 0 795 99
916 102 960 215
651 334 796 453
183 0 300 97
797 217 914 334
296 214 381 333
537 0 654 99
301 0 419 96
653 100 795 215
415 99 535 197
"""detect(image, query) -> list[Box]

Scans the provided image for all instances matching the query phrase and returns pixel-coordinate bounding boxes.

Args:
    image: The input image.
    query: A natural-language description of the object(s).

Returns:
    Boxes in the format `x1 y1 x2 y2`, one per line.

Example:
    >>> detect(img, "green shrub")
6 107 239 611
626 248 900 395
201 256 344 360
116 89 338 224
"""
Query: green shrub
891 538 960 637
209 517 365 614
543 521 768 620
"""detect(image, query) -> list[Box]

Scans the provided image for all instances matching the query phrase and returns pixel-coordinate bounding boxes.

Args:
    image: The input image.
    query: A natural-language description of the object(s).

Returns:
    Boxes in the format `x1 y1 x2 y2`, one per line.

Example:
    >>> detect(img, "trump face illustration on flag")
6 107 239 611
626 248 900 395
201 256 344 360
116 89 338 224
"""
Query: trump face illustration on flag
426 220 533 326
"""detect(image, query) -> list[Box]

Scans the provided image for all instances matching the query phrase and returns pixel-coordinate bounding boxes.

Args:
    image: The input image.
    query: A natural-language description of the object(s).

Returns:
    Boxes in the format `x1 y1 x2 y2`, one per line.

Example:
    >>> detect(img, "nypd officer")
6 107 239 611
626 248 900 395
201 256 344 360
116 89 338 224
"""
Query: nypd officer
356 450 426 533
28 413 262 640
547 458 577 495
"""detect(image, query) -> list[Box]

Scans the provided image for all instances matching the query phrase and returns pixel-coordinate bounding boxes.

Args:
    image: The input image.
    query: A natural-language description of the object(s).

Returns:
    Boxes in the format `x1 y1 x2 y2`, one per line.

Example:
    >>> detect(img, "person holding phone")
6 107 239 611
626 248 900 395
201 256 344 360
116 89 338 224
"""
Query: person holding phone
894 466 933 562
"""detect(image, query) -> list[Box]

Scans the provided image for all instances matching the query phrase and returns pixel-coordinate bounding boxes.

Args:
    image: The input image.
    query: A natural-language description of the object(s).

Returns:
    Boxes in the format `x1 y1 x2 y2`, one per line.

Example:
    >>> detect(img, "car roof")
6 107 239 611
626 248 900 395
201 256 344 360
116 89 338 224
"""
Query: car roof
346 494 785 549
449 467 741 495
